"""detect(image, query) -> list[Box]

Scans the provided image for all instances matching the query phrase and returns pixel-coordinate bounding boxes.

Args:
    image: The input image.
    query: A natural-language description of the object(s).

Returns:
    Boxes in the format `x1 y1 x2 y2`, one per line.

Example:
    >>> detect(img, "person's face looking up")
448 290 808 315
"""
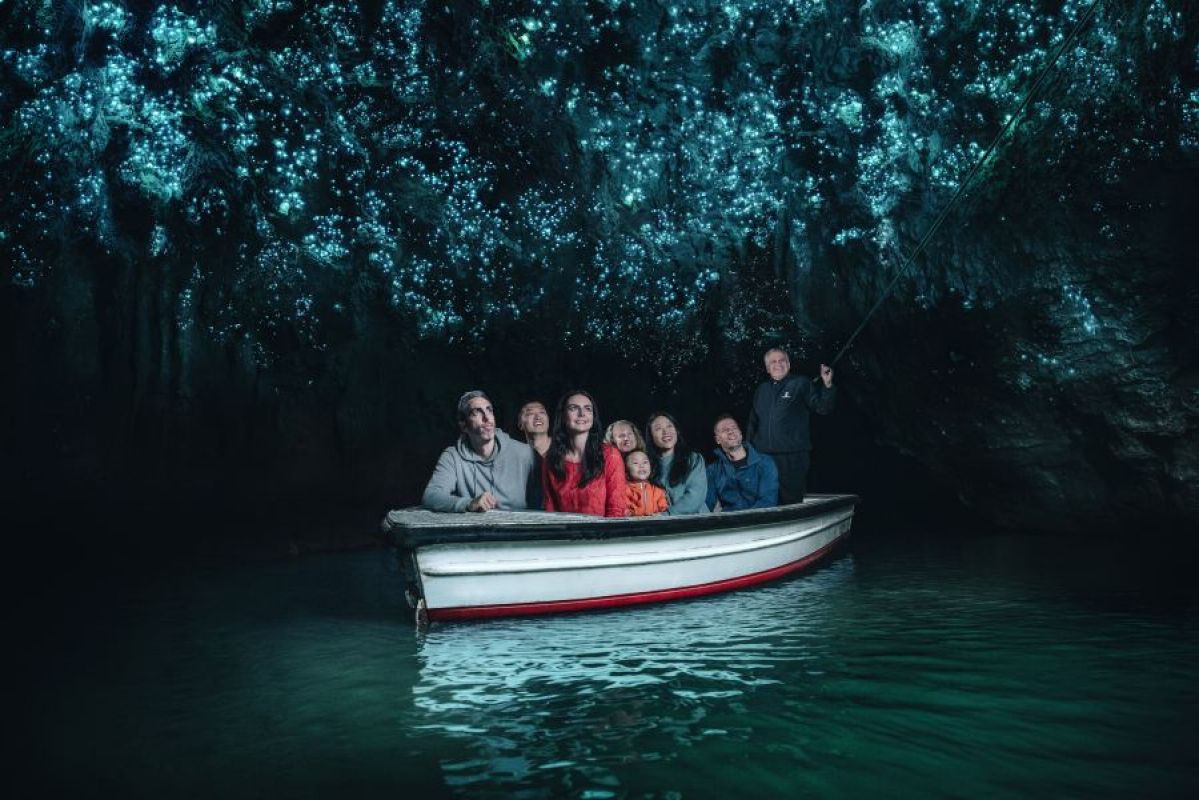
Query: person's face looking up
519 402 549 435
714 418 743 452
649 416 677 453
612 422 637 453
461 397 496 450
626 451 652 481
764 349 790 382
564 394 594 435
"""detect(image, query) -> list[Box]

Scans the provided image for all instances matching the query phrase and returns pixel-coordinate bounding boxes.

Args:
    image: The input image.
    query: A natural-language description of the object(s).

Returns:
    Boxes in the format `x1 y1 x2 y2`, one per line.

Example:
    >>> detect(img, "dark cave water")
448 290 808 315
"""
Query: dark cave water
23 525 1198 798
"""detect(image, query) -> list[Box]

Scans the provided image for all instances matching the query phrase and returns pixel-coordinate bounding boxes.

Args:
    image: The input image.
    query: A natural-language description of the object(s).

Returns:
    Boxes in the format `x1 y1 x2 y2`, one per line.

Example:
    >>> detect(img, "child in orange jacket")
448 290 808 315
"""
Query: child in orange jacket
625 449 668 517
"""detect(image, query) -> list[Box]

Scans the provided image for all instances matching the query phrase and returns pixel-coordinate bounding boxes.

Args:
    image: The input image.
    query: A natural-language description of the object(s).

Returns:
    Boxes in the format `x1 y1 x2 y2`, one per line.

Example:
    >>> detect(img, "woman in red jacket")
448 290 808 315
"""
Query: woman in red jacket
543 390 628 517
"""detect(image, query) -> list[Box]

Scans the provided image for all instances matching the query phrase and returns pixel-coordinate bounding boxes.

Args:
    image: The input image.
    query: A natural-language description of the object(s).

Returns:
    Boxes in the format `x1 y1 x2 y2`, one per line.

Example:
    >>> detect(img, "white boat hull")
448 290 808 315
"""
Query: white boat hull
385 495 856 621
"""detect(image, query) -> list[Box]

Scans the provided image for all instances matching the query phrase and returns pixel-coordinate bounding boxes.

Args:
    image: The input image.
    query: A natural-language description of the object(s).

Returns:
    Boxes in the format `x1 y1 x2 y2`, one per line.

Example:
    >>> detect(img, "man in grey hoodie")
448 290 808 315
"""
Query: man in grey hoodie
422 390 537 513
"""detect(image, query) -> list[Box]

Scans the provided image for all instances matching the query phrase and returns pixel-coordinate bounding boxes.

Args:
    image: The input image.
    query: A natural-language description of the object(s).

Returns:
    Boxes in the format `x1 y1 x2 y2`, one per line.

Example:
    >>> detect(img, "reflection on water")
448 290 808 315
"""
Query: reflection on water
23 534 1199 798
414 558 853 793
410 542 1199 798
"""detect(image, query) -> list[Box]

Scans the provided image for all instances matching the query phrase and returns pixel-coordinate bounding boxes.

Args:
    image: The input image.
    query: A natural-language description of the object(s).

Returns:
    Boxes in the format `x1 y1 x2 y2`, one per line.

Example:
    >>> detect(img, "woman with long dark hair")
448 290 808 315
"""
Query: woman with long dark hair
543 390 628 517
645 411 709 514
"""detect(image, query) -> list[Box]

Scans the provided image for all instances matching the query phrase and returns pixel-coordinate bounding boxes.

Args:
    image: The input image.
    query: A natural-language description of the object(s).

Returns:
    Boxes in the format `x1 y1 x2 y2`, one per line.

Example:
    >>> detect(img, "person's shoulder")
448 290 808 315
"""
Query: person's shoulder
746 444 773 466
497 430 533 456
602 445 625 476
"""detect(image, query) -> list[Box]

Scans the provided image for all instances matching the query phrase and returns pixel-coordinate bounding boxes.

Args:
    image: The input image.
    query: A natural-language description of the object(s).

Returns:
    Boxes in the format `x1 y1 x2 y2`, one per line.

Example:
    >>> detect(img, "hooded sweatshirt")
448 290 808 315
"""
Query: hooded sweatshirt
422 429 536 512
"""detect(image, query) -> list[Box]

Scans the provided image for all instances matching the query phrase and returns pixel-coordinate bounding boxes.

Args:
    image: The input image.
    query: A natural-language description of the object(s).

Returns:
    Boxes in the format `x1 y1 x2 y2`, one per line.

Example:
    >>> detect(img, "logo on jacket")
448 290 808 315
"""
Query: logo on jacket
781 391 792 399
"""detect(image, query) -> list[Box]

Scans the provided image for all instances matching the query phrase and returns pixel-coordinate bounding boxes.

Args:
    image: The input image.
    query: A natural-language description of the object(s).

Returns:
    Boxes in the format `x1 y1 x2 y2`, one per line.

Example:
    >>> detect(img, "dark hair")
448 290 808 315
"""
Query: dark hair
623 448 649 465
547 389 605 488
623 448 649 478
515 399 548 441
713 413 738 431
457 390 491 425
645 411 697 488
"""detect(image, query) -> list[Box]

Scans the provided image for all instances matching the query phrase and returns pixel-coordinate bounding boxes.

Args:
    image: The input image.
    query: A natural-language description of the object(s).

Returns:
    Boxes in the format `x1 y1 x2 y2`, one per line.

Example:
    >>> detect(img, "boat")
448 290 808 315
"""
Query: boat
382 494 858 622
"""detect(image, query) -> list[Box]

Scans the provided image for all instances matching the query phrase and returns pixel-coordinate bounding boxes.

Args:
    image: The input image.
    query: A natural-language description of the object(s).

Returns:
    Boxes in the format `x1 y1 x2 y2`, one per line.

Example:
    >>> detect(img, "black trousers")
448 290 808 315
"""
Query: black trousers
769 451 811 505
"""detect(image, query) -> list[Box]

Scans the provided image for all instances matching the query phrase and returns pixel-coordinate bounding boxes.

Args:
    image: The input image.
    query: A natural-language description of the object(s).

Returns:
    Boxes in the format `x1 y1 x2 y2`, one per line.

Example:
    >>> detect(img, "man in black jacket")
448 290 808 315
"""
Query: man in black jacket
746 348 835 504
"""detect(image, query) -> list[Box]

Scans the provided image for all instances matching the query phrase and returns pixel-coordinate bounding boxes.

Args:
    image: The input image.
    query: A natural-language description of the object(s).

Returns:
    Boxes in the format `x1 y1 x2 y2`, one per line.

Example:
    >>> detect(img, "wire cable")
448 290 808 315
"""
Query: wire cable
826 0 1106 368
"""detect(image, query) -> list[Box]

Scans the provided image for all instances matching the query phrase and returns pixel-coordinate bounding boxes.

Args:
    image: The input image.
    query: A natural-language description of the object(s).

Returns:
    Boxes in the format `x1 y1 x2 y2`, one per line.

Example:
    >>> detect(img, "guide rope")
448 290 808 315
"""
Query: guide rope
826 0 1105 368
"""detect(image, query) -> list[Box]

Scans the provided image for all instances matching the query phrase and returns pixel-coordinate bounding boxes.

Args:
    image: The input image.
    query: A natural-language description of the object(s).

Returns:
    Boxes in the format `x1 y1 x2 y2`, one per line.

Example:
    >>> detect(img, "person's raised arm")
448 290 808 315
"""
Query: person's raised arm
421 449 472 513
809 364 836 415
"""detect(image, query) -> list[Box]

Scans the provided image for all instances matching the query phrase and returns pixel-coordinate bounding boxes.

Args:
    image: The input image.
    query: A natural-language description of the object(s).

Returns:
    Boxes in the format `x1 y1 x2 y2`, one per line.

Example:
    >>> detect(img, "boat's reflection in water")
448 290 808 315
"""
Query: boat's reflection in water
412 553 854 792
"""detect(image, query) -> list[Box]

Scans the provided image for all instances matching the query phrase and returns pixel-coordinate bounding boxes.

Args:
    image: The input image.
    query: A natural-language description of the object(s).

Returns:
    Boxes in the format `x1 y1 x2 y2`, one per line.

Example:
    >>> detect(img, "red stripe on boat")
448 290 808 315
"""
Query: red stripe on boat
428 534 848 621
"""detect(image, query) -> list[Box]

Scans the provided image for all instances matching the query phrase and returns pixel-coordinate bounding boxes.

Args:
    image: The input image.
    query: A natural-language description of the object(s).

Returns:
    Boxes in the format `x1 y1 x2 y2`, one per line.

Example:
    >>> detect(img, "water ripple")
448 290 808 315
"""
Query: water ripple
27 538 1199 798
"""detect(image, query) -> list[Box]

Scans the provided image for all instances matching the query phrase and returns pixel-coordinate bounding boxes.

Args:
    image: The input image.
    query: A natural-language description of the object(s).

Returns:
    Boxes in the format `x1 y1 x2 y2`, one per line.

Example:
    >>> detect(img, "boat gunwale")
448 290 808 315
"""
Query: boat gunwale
420 511 853 576
388 494 859 548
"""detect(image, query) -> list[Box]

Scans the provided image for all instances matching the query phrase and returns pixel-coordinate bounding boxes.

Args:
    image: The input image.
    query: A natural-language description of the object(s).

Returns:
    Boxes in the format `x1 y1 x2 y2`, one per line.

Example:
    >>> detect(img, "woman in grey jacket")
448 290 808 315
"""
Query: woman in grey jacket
645 412 709 515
